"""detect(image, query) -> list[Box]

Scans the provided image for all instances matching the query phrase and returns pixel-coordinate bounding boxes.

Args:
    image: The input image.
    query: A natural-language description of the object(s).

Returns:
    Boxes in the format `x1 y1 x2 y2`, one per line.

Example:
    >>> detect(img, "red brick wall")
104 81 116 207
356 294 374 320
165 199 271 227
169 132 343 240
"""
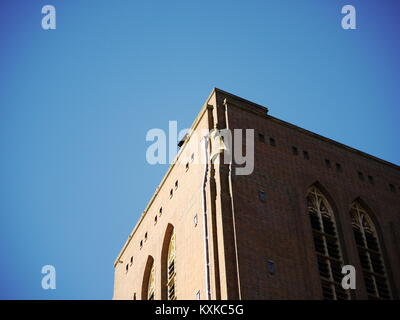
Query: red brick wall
218 91 400 299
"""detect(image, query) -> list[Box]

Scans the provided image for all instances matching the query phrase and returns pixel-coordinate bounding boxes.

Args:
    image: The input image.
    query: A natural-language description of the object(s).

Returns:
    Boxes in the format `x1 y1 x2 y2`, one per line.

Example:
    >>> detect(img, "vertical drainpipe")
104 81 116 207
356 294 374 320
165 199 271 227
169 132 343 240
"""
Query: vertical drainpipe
201 135 212 300
223 98 242 300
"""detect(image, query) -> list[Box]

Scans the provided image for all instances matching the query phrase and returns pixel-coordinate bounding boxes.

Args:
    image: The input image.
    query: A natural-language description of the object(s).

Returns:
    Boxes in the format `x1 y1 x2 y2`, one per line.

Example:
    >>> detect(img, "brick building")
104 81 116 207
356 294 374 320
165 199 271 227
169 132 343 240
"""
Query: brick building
113 88 400 300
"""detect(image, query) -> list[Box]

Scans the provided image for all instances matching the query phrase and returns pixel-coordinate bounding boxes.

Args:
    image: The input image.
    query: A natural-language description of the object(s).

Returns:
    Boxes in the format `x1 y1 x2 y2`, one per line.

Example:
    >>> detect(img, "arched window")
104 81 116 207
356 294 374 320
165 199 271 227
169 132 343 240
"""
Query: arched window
147 263 155 300
161 224 175 300
350 201 391 299
307 186 349 300
167 232 176 300
141 256 155 300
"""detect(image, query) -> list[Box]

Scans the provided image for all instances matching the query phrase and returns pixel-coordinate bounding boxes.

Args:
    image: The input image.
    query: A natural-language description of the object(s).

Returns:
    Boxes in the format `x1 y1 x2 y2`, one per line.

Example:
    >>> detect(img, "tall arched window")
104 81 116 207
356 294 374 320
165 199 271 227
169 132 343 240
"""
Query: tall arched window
147 263 155 300
350 201 391 299
307 186 349 300
141 255 155 300
167 232 176 300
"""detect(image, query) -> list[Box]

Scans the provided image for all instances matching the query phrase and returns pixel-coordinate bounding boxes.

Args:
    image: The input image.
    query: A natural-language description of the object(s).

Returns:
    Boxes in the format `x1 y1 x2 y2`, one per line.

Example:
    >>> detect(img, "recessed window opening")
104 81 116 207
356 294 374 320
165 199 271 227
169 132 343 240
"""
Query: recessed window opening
368 175 374 184
259 190 266 202
267 260 275 275
325 159 331 168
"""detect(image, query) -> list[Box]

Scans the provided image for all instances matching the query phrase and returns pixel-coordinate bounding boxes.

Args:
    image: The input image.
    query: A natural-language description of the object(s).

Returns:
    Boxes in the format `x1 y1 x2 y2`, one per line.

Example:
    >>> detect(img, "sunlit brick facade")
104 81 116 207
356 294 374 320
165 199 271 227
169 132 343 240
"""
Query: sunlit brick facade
113 89 400 300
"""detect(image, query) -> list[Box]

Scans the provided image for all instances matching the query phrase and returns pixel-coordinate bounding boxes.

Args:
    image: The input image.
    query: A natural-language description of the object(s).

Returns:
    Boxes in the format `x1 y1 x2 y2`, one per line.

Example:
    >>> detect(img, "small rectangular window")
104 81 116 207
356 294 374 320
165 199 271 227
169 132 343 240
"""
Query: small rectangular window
159 207 163 216
259 190 266 202
258 133 265 143
292 146 298 155
170 189 173 198
186 162 189 171
303 151 309 160
267 260 275 275
368 175 374 184
358 171 364 181
175 180 178 190
389 183 396 193
336 163 342 172
191 153 195 162
325 159 331 168
269 137 276 147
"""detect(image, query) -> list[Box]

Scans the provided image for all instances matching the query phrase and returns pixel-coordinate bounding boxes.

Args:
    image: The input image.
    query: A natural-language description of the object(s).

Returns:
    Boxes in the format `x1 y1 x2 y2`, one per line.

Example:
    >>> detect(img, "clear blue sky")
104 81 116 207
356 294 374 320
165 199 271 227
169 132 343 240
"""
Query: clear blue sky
0 0 399 299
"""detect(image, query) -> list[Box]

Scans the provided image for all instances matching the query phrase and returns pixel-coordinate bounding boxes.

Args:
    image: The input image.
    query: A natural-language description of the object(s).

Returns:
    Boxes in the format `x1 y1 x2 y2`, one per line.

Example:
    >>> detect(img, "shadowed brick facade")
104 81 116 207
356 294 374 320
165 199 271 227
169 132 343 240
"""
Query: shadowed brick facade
113 88 400 300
